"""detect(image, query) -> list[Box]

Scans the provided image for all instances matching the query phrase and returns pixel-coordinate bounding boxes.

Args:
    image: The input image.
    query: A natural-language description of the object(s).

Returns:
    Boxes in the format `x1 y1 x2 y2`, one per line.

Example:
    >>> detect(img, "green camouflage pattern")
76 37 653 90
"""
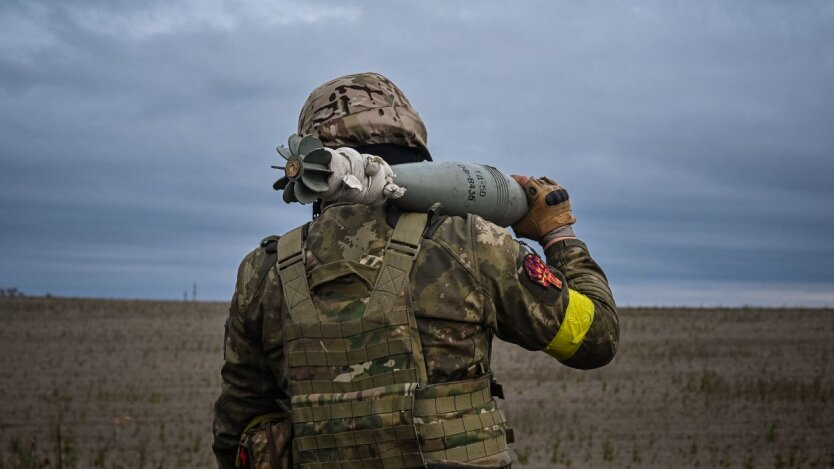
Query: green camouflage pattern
283 210 511 467
297 72 429 153
236 413 291 469
213 203 619 469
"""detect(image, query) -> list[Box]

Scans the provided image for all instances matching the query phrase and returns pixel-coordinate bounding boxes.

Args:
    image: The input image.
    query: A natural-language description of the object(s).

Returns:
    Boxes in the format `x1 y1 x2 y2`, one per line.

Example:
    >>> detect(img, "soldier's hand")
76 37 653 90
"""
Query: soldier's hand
511 175 576 243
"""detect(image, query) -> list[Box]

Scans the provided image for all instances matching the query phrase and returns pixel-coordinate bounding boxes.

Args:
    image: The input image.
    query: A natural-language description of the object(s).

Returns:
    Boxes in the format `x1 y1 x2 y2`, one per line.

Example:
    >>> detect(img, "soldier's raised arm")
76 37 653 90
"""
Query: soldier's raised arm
476 176 619 369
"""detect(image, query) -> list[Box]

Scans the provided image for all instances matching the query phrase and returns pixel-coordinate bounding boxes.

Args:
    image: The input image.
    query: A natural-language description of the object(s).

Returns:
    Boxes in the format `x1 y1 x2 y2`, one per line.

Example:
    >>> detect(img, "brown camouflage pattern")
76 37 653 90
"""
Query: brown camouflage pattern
213 203 618 468
236 415 291 469
297 73 429 152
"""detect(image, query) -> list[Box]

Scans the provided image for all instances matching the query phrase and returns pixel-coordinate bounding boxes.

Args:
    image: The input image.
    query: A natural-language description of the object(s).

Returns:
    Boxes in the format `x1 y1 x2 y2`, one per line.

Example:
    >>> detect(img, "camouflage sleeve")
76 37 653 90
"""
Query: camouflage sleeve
212 242 285 469
473 217 618 370
543 238 619 369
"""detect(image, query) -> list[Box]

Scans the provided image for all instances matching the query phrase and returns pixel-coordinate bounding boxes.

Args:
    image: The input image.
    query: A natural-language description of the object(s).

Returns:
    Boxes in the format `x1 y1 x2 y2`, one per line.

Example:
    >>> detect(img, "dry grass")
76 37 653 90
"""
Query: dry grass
1 299 832 468
494 307 834 468
0 298 225 468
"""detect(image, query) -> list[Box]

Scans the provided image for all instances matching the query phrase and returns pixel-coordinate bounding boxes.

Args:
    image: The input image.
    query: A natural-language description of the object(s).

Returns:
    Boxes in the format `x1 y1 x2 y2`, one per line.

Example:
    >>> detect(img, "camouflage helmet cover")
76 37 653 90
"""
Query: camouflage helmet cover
298 72 429 156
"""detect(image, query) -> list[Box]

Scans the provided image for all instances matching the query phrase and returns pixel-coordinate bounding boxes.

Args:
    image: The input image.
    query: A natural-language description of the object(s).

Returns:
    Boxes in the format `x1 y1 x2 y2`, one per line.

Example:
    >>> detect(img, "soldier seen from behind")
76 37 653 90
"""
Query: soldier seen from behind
213 72 619 469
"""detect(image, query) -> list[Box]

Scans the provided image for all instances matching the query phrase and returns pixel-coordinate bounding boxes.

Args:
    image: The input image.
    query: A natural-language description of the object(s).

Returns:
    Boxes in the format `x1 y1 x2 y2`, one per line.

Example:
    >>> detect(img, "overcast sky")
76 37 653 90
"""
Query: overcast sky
1 0 832 306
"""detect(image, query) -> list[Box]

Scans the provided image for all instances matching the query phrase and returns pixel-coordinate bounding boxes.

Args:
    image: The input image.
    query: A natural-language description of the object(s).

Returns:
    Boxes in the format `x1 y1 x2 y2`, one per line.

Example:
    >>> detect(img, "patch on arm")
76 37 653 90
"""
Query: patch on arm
519 253 565 305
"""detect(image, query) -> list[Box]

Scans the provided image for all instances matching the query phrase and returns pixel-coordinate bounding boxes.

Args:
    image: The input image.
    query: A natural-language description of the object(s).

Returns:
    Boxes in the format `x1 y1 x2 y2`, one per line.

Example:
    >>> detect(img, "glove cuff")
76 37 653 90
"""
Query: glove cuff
540 225 576 249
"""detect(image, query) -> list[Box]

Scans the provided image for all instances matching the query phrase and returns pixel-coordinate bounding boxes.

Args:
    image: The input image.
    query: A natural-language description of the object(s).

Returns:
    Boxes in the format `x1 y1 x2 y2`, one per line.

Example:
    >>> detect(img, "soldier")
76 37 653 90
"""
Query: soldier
213 72 619 469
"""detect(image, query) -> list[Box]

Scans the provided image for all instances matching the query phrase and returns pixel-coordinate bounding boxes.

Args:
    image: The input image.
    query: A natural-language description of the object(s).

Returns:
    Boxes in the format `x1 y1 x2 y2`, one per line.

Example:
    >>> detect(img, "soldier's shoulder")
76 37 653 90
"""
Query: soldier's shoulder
259 235 280 253
466 214 514 248
424 212 512 244
414 213 473 272
421 213 517 279
234 235 281 311
467 214 522 272
424 212 466 242
238 235 280 269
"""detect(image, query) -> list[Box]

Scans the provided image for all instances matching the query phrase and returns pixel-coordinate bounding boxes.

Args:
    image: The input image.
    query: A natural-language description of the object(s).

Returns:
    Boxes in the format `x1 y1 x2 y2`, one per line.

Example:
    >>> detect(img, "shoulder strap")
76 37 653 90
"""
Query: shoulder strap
276 226 320 324
365 212 430 385
235 236 280 316
367 213 426 298
278 213 430 383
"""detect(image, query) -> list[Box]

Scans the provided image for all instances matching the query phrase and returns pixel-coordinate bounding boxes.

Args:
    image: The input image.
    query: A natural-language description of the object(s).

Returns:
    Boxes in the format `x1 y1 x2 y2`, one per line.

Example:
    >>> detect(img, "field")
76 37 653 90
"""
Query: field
0 298 832 468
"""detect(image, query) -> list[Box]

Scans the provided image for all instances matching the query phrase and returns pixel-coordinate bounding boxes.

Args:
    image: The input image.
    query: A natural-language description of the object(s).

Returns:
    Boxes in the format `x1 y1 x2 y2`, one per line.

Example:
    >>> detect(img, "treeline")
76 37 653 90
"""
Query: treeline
0 288 26 297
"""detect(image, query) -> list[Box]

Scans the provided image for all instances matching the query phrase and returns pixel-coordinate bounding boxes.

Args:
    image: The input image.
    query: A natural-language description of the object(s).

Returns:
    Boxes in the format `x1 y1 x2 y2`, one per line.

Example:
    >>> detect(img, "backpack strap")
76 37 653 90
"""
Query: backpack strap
365 211 430 386
276 225 320 324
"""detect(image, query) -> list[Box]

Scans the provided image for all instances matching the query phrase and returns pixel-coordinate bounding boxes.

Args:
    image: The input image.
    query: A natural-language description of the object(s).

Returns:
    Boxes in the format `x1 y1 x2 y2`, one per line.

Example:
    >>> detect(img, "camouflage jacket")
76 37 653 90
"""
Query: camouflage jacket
213 203 619 468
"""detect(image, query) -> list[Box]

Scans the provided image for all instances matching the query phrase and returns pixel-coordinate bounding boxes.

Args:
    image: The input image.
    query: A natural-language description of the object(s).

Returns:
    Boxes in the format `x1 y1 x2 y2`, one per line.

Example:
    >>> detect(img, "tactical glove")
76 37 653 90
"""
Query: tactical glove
511 175 576 243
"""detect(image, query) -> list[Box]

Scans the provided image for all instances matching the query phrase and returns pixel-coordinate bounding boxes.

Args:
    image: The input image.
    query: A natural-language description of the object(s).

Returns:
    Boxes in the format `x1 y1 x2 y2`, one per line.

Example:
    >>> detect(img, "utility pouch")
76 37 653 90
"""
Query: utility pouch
236 413 292 469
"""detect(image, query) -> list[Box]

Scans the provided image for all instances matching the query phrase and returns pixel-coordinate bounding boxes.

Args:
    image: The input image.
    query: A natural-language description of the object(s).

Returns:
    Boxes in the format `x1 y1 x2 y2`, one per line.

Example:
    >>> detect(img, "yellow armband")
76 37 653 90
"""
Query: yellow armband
544 289 595 361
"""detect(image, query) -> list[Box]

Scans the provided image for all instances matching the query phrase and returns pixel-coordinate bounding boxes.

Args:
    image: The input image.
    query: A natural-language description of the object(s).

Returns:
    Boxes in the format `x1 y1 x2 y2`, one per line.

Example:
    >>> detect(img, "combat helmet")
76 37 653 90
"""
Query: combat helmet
298 72 431 162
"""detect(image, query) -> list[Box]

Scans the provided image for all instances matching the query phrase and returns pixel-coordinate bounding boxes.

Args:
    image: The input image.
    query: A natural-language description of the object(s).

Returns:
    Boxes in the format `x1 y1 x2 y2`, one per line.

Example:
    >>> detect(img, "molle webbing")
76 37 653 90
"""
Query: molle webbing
413 374 509 463
285 310 419 396
292 369 419 396
414 383 492 417
278 213 510 468
279 213 430 469
297 453 425 469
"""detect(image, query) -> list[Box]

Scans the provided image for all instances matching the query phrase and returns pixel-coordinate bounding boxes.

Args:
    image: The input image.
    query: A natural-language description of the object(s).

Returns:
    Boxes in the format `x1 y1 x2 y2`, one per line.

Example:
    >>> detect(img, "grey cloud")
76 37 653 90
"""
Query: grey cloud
1 0 832 304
